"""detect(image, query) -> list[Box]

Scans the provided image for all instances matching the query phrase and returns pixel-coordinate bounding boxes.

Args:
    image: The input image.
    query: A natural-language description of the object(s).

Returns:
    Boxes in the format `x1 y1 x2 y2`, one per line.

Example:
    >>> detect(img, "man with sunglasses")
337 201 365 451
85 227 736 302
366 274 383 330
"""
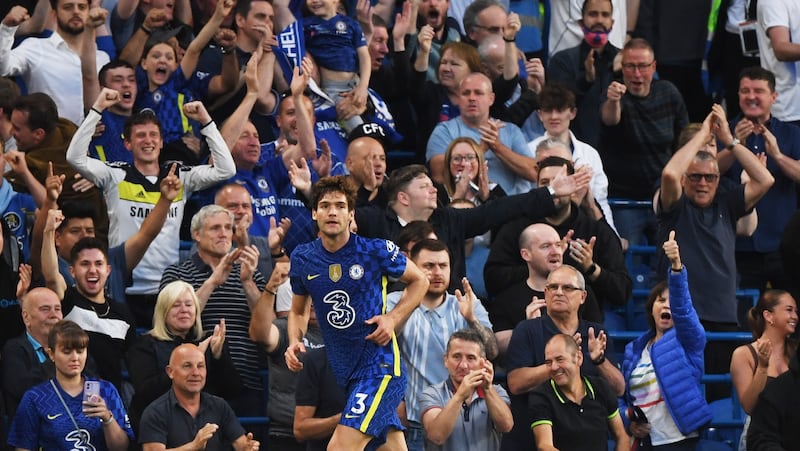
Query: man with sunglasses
657 104 774 399
599 38 688 247
503 264 624 450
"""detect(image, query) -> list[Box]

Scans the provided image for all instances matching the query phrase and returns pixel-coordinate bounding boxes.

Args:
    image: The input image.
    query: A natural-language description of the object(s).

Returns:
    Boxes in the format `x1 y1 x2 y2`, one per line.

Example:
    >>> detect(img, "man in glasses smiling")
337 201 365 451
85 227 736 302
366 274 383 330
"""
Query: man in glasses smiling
657 104 774 400
503 264 624 450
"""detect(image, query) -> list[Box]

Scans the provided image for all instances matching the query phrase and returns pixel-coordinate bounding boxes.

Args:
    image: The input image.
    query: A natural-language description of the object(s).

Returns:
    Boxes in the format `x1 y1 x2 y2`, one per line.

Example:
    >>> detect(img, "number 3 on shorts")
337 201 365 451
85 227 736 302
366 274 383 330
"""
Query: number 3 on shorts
350 392 369 414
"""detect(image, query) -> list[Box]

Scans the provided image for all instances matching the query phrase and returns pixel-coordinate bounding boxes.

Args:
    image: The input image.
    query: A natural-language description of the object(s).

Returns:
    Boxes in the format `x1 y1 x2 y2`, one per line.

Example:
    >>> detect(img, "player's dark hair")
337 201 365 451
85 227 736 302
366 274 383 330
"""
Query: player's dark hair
99 60 136 88
70 237 109 265
396 221 437 253
410 238 450 261
739 66 777 92
446 328 486 357
48 320 90 351
312 176 357 211
13 93 58 135
123 109 163 141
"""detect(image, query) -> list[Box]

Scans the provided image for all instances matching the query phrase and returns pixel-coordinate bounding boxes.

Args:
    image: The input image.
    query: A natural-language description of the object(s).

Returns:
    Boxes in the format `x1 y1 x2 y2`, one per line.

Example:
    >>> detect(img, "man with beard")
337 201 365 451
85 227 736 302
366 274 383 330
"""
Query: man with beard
547 0 621 147
406 0 461 82
0 0 110 125
387 239 495 451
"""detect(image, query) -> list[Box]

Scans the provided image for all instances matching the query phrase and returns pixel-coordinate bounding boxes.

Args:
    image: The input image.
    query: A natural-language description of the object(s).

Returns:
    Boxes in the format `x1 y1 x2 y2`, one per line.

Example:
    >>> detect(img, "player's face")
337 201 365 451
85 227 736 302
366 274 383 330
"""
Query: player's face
142 43 178 88
621 47 656 97
312 192 354 238
538 107 576 136
544 338 581 388
523 229 564 276
400 175 438 213
55 218 96 260
738 77 777 124
23 291 63 341
168 347 207 394
55 0 89 36
236 0 275 44
166 289 197 337
544 267 586 316
126 122 163 164
102 66 137 114
195 212 234 258
444 338 484 385
49 340 88 378
232 122 262 168
217 186 253 225
70 248 111 301
458 75 494 124
415 249 451 297
419 0 449 31
438 49 471 93
369 27 390 71
681 159 719 208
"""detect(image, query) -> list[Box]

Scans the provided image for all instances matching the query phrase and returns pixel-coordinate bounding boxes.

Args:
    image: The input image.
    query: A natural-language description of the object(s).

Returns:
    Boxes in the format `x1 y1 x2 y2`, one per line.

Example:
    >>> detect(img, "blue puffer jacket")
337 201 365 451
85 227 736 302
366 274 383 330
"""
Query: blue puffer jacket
620 267 713 434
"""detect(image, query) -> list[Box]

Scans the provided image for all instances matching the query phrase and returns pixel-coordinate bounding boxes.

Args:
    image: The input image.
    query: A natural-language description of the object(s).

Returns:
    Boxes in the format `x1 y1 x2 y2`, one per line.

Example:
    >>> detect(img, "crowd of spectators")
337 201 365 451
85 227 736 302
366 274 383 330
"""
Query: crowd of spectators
1 0 800 448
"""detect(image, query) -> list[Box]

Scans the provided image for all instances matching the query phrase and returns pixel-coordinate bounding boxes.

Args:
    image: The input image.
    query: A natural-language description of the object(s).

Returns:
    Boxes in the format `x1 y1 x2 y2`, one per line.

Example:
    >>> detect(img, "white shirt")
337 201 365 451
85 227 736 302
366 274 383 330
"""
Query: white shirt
757 0 800 122
529 130 618 234
0 25 110 125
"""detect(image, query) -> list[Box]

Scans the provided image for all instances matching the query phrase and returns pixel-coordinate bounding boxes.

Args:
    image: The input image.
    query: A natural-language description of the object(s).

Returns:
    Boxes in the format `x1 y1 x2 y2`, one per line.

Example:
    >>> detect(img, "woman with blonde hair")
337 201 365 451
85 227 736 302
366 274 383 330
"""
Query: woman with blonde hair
438 137 506 206
125 280 239 433
730 289 798 450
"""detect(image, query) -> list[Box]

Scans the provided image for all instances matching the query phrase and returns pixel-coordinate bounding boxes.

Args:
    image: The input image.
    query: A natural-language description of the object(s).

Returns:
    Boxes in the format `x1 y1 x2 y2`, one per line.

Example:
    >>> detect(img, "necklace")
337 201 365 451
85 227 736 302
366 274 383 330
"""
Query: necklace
91 302 111 318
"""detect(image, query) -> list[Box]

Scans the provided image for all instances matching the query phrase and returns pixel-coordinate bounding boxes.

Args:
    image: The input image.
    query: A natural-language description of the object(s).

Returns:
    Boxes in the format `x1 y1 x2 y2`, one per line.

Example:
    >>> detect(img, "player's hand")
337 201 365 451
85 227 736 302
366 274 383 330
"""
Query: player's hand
285 341 307 371
364 314 396 346
192 423 220 450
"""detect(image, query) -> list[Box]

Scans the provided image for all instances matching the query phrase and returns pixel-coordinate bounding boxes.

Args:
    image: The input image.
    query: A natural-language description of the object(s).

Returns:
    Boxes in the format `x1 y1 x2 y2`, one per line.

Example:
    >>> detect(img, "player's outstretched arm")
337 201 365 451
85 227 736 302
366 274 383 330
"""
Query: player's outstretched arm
286 294 311 371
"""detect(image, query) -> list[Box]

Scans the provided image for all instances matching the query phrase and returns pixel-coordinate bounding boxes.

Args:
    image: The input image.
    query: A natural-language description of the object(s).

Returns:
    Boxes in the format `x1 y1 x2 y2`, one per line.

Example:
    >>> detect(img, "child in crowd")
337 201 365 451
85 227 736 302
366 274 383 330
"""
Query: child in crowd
303 0 370 131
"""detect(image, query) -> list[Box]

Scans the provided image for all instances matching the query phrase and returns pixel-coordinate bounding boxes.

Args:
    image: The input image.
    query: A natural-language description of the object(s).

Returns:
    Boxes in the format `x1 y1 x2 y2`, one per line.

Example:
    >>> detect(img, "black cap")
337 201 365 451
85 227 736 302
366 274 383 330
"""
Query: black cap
347 122 387 146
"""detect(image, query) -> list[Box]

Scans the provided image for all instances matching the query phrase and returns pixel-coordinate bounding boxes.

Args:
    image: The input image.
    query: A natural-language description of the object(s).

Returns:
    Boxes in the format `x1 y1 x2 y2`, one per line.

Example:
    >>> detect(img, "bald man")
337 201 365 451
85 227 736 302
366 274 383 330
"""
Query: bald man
426 73 537 194
139 344 260 451
2 287 63 416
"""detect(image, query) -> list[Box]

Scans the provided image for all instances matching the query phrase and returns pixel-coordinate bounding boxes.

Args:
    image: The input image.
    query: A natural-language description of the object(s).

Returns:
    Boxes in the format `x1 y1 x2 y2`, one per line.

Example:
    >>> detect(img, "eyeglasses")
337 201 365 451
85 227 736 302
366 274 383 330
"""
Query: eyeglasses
472 24 504 34
621 61 655 72
545 283 582 294
451 154 478 164
685 173 719 183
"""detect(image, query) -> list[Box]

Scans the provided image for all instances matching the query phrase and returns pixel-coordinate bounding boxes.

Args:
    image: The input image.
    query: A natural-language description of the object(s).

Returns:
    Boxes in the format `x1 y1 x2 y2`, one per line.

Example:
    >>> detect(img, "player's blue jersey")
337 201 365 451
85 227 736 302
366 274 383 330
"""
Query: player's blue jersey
9 377 134 450
303 14 366 72
89 110 132 164
291 234 407 385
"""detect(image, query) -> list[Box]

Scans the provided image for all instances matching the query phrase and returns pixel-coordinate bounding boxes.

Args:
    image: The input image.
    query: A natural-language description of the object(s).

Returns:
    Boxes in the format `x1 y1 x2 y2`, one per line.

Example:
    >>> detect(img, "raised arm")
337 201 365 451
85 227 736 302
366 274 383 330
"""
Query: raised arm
600 81 626 126
66 89 126 186
180 102 237 189
118 8 169 66
42 208 68 300
123 164 182 272
660 110 715 211
181 0 236 78
249 262 290 352
206 29 241 98
221 50 260 151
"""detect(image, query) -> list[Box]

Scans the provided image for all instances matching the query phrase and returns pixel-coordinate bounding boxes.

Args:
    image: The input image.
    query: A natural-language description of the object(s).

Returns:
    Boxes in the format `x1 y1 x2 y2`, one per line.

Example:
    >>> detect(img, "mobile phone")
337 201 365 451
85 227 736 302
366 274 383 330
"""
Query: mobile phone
83 381 100 403
739 21 760 57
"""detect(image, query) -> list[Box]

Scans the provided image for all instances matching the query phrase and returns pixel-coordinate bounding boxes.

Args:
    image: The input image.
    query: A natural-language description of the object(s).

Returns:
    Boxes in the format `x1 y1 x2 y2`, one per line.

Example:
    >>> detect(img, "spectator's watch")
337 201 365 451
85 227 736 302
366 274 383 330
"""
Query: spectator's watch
726 138 740 150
